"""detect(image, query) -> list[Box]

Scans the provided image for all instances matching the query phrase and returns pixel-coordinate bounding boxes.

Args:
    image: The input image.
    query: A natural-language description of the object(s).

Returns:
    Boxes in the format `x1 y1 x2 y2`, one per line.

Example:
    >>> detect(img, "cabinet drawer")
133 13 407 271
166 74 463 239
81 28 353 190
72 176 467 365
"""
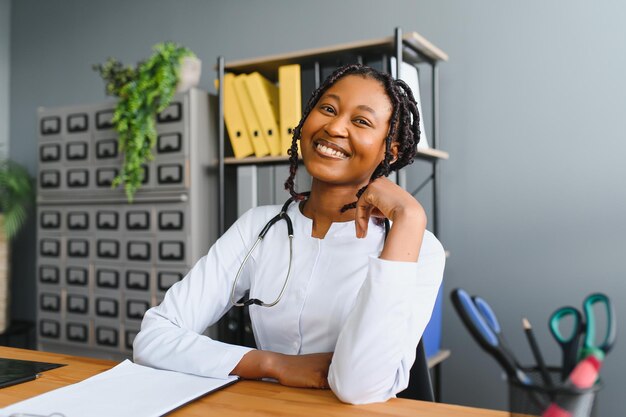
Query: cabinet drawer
40 143 61 163
95 267 121 290
39 293 61 312
95 324 119 348
40 210 62 230
39 238 61 258
156 269 186 294
67 113 89 133
158 240 186 263
126 209 152 232
94 167 118 188
95 297 119 318
157 101 183 124
95 108 115 131
125 268 151 292
96 239 121 261
39 169 62 190
66 322 90 343
95 210 120 231
66 168 90 189
66 210 90 232
66 142 89 162
126 239 152 262
66 293 90 315
95 138 119 160
39 264 61 285
66 265 89 287
157 163 184 185
156 132 183 155
39 317 62 340
40 116 61 136
125 299 150 321
67 238 90 259
157 209 185 231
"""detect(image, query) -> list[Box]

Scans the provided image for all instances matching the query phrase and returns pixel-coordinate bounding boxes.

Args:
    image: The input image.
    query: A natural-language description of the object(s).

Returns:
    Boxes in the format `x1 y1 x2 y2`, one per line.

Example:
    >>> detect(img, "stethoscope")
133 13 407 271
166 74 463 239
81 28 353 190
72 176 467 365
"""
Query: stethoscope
230 193 390 308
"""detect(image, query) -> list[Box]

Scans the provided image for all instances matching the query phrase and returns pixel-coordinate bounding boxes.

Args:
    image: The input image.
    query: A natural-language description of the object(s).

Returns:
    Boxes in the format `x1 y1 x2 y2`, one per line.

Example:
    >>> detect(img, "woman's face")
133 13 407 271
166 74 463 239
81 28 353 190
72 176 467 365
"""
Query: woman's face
300 75 393 188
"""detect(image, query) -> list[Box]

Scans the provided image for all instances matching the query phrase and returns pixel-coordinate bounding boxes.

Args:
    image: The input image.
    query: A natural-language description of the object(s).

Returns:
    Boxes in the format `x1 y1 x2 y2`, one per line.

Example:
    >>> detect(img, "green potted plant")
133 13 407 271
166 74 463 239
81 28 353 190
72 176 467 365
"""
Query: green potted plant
0 159 35 333
93 42 200 202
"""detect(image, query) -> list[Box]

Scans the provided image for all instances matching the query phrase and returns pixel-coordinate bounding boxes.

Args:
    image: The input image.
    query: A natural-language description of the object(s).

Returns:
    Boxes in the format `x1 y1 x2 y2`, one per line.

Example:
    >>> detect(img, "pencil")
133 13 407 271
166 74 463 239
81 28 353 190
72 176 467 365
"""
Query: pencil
522 317 553 388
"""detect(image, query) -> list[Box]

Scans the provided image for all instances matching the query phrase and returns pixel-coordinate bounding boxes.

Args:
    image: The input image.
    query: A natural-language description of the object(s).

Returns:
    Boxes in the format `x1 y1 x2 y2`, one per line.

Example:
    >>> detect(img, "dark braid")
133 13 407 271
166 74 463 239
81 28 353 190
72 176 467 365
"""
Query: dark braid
284 64 421 211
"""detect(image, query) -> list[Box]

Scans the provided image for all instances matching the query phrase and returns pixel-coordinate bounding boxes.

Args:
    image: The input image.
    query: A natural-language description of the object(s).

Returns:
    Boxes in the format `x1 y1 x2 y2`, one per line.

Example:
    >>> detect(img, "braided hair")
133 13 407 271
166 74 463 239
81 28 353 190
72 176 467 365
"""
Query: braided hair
284 63 421 212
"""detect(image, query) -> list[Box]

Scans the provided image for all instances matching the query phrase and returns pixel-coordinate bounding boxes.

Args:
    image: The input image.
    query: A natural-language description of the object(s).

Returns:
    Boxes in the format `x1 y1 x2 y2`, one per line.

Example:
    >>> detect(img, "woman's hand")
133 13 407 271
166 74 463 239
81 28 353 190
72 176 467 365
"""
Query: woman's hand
232 350 333 389
272 352 333 389
355 177 427 262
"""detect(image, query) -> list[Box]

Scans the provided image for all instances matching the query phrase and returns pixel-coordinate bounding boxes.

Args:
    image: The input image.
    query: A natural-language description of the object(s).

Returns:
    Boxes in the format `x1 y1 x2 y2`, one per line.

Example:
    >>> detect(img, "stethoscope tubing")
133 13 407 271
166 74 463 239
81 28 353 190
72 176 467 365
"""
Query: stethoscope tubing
230 197 296 308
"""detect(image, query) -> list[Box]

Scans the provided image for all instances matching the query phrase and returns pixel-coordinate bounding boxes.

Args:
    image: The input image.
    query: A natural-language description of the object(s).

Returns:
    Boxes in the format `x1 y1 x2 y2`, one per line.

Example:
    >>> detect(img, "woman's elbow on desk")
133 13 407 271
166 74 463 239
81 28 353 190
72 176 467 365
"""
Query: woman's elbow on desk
328 365 404 405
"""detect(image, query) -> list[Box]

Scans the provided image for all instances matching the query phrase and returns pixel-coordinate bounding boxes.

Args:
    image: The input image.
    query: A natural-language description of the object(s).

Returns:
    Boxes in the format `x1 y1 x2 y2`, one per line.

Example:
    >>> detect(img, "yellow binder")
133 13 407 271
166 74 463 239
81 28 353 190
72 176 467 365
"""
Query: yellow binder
278 64 302 156
233 74 270 157
223 73 254 159
244 72 281 156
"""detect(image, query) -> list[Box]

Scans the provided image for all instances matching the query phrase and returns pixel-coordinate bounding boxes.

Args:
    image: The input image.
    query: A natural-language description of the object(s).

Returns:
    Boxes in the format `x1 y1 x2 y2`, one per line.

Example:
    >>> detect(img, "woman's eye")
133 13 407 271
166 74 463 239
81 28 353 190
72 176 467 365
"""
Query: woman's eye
354 118 370 126
320 105 335 114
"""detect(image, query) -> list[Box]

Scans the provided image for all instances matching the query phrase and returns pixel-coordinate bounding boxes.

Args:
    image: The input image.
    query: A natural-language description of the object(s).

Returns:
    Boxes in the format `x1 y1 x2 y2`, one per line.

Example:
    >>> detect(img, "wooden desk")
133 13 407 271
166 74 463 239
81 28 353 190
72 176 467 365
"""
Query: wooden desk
0 347 505 416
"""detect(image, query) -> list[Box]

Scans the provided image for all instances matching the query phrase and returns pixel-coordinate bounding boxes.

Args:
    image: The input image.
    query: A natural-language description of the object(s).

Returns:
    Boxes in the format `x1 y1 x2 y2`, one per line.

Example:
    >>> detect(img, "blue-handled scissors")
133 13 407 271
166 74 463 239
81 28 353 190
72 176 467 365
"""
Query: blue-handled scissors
549 292 616 379
451 288 531 385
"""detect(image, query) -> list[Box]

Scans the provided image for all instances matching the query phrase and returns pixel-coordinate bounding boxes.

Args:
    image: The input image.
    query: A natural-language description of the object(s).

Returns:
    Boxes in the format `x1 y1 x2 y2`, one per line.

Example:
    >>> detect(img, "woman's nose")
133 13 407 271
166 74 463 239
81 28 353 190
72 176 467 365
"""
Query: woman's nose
324 116 349 137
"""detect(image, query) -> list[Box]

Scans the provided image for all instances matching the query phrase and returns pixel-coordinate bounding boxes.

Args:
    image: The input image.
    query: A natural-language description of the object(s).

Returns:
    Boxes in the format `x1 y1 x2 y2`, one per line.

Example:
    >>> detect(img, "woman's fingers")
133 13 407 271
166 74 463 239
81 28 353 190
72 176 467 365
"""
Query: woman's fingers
355 193 373 238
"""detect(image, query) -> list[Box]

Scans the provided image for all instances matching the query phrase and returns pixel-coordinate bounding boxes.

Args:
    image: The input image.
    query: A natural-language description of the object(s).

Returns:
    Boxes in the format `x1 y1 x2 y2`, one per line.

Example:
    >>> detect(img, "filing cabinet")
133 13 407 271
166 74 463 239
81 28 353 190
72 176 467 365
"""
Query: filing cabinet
36 89 217 361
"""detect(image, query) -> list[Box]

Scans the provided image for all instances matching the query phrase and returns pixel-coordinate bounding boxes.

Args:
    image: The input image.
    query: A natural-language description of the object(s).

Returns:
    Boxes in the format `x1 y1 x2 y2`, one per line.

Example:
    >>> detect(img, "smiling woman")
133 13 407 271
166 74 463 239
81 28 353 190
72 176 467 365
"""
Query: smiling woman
133 64 446 405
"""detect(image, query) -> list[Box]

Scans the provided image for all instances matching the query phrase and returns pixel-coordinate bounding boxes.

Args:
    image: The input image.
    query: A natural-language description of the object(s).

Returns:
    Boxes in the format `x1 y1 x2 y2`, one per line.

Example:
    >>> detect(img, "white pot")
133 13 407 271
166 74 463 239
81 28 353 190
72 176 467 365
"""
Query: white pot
176 56 202 93
0 214 10 334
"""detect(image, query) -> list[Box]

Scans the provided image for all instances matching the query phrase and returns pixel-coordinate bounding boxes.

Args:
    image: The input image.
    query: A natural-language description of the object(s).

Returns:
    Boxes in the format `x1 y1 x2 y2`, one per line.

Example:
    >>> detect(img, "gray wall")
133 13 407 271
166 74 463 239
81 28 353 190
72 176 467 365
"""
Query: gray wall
8 0 625 414
0 0 9 159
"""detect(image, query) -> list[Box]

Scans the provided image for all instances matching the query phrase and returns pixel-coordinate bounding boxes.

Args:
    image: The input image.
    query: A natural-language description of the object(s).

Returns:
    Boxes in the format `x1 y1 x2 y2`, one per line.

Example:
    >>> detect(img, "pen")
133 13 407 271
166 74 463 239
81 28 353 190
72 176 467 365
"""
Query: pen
522 317 553 388
3 373 40 389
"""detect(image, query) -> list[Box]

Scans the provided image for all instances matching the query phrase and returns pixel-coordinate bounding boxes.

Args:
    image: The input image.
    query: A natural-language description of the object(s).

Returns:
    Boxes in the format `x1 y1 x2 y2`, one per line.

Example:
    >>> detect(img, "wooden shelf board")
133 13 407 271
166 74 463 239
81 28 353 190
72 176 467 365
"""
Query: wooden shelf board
417 147 449 160
427 349 451 369
222 32 448 79
224 147 448 166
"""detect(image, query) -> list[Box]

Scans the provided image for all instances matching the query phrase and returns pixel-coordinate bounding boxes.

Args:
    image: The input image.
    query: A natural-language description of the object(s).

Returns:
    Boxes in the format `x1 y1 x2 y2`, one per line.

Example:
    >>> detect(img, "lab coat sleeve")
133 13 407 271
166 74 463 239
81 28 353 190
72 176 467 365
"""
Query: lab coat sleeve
327 230 446 404
132 208 264 379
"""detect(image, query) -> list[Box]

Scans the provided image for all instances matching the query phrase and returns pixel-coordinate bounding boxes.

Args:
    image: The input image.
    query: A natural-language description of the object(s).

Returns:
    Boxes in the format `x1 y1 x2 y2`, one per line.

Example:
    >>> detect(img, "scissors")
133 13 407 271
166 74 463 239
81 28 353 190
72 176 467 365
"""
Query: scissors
549 292 616 379
451 288 531 385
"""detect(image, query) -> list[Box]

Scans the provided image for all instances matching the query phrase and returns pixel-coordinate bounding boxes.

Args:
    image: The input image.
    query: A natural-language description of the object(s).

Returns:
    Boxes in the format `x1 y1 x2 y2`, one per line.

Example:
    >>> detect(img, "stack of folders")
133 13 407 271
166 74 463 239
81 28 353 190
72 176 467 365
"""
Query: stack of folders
223 65 302 158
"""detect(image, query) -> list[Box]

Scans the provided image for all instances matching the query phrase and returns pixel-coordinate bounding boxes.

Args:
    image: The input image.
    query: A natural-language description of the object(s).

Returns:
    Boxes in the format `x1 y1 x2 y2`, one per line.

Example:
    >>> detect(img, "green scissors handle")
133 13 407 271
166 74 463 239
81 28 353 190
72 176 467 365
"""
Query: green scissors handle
549 306 583 379
580 293 616 357
549 306 583 343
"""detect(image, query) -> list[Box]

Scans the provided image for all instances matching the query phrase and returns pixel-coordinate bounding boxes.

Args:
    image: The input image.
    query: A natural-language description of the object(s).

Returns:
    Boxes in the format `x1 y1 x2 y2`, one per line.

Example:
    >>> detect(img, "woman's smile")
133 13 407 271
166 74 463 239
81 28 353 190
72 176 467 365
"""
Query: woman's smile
312 139 351 160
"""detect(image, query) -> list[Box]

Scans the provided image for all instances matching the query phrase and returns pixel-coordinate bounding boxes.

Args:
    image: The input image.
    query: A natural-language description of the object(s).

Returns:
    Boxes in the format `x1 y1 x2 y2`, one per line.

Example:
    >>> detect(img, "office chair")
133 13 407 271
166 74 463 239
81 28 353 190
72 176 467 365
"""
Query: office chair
397 339 435 402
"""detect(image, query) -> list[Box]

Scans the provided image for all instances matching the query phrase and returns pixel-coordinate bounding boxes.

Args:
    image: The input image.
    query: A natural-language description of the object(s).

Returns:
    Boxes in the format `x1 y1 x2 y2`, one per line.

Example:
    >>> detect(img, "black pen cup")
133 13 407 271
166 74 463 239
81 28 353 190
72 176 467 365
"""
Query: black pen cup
508 367 601 417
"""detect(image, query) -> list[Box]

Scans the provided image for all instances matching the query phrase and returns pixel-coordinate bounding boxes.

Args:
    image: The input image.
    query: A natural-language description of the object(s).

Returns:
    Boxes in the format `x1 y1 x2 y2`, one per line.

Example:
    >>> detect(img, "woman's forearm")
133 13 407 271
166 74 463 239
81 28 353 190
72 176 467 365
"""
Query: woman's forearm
379 207 426 262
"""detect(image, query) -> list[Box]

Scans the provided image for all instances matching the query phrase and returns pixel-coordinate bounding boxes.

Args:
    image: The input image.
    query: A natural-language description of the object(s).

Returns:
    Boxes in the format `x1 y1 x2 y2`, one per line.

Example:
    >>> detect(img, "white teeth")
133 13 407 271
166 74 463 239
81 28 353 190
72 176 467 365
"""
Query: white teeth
316 143 347 159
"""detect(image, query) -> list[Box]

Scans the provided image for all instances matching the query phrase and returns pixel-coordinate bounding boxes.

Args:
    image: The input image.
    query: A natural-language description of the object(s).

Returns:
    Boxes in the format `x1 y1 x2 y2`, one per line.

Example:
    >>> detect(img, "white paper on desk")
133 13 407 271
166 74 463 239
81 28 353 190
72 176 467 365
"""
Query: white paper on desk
1 360 238 417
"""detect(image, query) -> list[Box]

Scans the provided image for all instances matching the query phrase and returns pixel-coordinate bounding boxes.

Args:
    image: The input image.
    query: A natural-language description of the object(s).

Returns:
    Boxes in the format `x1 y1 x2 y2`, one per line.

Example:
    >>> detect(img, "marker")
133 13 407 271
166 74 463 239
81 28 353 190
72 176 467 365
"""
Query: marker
522 317 553 388
542 350 603 417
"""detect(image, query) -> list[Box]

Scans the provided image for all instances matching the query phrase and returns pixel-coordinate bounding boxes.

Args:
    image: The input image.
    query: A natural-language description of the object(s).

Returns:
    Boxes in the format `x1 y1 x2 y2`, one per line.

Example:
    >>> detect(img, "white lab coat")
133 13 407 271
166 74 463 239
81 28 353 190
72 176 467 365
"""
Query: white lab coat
133 203 446 404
